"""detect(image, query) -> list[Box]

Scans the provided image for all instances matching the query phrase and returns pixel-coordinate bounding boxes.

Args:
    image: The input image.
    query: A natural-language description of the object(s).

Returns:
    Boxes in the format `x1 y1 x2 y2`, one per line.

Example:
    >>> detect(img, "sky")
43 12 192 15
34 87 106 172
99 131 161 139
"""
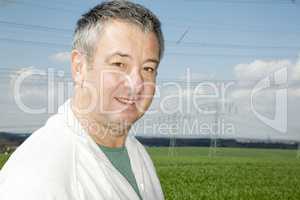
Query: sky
0 0 299 141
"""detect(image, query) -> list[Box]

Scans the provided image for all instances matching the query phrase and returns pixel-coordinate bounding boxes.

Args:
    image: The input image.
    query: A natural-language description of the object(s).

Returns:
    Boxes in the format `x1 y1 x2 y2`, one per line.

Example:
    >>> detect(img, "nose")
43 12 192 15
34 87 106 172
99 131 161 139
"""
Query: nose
125 68 144 97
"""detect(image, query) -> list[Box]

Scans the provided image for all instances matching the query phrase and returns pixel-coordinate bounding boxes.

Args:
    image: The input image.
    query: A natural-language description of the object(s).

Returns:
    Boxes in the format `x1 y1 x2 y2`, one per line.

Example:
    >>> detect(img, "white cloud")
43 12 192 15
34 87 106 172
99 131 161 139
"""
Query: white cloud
49 51 70 63
233 54 300 82
9 66 46 77
234 59 292 81
228 57 300 138
232 55 300 99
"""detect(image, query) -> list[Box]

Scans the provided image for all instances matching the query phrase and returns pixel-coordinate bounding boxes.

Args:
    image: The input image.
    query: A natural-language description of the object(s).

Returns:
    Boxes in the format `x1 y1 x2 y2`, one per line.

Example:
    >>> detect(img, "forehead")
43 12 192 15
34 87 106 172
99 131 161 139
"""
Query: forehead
93 20 160 61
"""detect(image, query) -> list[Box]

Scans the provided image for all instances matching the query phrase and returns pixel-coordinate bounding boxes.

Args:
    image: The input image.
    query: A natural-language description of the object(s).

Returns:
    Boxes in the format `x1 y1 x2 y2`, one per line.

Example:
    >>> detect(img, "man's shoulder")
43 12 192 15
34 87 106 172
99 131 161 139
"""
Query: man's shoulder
1 113 75 181
0 112 80 200
15 113 73 159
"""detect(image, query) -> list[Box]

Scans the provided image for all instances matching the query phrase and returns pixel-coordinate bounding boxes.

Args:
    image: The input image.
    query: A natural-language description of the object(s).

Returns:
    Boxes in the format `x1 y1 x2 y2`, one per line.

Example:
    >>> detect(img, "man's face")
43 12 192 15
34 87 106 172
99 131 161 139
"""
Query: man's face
84 20 160 126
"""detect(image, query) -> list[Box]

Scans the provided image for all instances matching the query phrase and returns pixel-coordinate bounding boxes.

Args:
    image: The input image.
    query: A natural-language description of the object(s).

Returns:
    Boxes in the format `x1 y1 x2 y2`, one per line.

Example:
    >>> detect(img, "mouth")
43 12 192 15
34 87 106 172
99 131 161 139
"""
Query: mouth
115 97 139 106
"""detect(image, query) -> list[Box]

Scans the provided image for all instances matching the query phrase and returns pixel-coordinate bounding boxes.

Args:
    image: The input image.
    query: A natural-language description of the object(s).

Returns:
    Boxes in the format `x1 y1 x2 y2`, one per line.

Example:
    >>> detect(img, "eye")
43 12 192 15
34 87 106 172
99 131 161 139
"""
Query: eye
144 66 155 73
112 62 125 68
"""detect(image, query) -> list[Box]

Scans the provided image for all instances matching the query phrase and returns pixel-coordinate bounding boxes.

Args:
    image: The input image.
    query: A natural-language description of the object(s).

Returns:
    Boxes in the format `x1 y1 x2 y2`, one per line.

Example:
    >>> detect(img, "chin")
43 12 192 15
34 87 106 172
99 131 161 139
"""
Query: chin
108 112 139 125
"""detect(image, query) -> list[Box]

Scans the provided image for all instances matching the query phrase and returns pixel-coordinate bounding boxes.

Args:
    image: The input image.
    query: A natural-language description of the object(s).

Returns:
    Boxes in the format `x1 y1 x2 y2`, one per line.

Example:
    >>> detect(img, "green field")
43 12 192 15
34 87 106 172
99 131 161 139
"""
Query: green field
149 147 300 200
1 147 300 200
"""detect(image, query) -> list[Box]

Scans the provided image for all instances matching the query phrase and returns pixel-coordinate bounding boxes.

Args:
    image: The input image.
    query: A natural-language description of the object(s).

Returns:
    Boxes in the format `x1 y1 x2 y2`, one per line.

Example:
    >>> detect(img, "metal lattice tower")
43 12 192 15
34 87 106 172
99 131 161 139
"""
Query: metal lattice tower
297 142 300 159
209 100 219 158
208 83 238 158
168 113 180 157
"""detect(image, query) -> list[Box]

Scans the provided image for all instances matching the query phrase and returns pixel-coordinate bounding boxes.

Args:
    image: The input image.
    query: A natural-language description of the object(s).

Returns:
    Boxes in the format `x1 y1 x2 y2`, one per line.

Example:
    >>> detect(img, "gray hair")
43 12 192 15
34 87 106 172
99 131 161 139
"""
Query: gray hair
72 0 164 65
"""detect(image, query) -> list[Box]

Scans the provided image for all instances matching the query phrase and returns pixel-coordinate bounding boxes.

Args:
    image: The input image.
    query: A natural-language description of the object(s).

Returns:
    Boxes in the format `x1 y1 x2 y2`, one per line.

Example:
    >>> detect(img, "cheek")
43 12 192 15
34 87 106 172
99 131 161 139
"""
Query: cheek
146 85 156 96
98 73 120 103
141 84 156 105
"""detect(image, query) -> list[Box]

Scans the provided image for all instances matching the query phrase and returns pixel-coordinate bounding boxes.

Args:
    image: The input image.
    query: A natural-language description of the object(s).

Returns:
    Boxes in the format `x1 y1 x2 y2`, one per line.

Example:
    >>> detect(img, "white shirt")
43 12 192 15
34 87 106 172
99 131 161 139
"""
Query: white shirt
0 100 164 200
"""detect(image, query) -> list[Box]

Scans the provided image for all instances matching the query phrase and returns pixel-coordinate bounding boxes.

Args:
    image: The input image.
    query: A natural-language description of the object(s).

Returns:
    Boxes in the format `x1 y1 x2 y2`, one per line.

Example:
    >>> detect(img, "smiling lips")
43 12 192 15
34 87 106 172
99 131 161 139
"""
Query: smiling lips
115 97 139 105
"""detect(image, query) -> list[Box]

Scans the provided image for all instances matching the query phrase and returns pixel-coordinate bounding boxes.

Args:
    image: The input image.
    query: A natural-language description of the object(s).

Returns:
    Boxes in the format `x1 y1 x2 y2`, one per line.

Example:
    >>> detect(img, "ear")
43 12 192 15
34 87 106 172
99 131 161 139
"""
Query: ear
71 49 84 85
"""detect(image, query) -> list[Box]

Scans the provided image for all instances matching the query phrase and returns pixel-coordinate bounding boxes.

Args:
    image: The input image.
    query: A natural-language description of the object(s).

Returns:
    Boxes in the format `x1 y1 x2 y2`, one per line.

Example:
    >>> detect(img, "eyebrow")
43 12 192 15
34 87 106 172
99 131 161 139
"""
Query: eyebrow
106 51 159 65
144 58 159 66
106 52 132 61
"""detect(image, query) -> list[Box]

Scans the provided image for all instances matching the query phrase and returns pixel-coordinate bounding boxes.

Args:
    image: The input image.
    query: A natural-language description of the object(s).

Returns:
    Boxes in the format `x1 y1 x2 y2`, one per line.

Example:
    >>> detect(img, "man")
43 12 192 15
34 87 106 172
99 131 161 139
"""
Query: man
0 1 165 199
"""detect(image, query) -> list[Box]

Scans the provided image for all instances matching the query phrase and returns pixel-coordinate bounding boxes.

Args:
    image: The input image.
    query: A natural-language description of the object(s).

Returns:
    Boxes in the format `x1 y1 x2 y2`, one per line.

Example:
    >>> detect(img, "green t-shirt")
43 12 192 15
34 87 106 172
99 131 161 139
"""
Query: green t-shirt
99 145 142 199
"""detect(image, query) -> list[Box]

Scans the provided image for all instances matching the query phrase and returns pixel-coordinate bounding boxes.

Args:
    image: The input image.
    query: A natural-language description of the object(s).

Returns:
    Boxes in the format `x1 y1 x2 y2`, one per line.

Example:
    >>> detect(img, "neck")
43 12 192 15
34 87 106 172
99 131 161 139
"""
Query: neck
70 97 129 148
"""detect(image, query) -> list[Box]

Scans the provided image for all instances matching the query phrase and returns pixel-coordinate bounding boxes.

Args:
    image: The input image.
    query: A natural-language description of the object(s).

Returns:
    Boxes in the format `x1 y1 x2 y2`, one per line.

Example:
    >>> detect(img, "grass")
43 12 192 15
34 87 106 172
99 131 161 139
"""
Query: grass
0 153 10 169
148 147 300 200
1 147 300 200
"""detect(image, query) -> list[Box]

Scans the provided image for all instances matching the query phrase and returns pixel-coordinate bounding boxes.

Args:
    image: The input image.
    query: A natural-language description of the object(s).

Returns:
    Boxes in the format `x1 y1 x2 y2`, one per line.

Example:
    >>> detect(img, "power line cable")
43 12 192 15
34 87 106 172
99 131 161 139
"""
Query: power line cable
0 20 72 33
4 0 81 13
1 19 300 37
0 37 70 48
1 37 299 51
168 41 300 50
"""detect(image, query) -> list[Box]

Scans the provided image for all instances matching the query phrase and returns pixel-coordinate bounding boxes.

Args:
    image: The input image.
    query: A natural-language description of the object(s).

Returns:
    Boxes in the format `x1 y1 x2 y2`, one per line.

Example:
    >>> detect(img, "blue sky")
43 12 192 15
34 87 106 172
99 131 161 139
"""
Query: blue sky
0 0 299 79
0 0 300 140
